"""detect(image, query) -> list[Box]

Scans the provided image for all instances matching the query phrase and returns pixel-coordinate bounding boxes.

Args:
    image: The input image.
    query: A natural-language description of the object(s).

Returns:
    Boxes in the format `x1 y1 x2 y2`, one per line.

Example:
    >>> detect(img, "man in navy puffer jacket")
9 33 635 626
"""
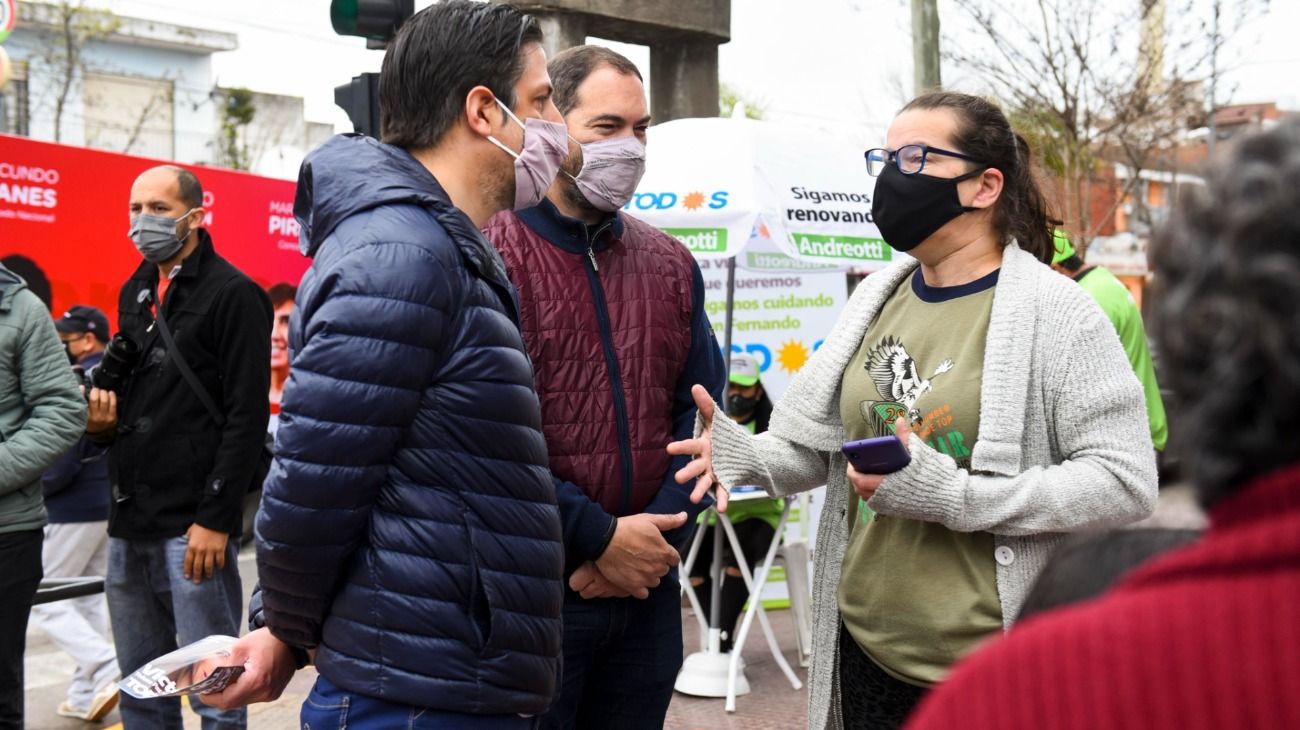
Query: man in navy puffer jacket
205 3 568 727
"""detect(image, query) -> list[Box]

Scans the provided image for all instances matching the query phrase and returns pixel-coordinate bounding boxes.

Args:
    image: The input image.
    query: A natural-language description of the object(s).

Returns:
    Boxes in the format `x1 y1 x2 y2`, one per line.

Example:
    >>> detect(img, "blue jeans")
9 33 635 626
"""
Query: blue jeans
539 577 684 730
302 675 539 729
106 536 245 730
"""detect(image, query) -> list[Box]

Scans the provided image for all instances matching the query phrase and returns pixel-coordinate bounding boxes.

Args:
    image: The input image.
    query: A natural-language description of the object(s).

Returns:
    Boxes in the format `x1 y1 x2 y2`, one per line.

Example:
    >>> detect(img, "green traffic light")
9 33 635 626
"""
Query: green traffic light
330 0 360 37
330 0 413 42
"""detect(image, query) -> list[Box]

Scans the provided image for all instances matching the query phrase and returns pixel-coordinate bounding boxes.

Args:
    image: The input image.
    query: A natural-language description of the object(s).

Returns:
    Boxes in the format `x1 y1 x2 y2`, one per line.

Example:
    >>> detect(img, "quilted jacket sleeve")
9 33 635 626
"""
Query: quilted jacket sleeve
0 289 85 495
255 228 458 650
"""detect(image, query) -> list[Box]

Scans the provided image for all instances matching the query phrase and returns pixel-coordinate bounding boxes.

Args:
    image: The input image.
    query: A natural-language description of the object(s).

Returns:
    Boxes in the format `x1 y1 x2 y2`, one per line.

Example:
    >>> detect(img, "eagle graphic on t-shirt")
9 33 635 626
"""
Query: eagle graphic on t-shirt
864 335 954 423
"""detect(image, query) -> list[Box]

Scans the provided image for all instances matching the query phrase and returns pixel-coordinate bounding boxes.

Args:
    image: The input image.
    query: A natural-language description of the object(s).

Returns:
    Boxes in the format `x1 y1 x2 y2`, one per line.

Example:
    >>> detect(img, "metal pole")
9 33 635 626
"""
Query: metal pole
711 255 737 640
721 255 736 412
911 0 942 94
1207 0 1220 158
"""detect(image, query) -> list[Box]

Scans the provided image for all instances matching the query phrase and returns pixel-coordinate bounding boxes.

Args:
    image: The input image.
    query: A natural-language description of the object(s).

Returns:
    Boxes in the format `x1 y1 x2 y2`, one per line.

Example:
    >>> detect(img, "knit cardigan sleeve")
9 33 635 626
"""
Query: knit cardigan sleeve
699 410 833 500
868 297 1158 536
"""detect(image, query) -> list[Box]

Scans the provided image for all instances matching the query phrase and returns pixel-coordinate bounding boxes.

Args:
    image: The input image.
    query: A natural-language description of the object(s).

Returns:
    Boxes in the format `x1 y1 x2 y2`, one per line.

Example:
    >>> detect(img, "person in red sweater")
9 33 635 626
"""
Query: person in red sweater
905 118 1300 730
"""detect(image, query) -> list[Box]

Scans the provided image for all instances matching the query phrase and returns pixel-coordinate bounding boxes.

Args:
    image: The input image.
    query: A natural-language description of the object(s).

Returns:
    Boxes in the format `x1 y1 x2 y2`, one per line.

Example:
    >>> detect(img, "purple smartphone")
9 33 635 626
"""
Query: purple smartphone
841 435 911 474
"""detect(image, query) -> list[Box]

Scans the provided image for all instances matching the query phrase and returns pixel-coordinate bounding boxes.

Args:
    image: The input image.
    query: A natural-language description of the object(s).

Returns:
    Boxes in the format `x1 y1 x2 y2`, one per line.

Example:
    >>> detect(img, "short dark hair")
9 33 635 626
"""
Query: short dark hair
164 165 203 209
1150 117 1300 508
549 45 644 116
1018 528 1203 621
901 92 1060 263
267 282 296 309
379 0 542 150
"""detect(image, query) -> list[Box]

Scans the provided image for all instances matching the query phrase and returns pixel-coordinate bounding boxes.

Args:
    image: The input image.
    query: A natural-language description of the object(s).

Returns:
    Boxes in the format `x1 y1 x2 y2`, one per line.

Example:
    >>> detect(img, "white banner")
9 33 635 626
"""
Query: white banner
697 238 848 400
632 117 902 271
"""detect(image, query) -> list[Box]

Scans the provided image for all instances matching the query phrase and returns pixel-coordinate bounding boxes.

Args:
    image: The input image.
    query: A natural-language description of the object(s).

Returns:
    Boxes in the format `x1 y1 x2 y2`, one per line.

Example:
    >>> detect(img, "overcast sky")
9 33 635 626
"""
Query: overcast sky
90 0 1298 149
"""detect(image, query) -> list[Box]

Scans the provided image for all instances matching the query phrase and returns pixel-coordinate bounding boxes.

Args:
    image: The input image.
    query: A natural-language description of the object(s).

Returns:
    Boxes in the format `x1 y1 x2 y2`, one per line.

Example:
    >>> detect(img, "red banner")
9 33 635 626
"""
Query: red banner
0 133 309 325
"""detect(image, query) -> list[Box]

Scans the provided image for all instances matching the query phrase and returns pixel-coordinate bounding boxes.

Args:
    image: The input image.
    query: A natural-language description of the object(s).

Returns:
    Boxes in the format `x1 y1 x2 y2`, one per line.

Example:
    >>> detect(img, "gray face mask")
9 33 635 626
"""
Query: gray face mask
129 208 195 263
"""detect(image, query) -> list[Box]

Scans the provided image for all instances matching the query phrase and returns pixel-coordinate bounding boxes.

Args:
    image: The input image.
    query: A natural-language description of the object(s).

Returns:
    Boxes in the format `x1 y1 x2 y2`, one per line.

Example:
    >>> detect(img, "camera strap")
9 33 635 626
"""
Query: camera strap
153 301 227 429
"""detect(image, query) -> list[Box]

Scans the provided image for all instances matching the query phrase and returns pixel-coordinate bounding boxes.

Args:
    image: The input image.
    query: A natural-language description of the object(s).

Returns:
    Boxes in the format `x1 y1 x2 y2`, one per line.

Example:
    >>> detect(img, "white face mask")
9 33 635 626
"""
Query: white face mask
563 136 647 212
485 99 571 210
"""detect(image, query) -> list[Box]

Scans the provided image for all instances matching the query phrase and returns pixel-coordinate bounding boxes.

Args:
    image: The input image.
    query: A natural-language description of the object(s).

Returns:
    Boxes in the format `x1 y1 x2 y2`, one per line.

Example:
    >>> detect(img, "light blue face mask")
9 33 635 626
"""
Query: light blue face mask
128 208 196 263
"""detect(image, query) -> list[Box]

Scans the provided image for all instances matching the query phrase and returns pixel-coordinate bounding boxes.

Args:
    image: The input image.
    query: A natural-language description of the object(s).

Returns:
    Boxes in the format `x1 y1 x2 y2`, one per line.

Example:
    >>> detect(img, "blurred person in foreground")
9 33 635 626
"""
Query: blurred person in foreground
905 116 1300 730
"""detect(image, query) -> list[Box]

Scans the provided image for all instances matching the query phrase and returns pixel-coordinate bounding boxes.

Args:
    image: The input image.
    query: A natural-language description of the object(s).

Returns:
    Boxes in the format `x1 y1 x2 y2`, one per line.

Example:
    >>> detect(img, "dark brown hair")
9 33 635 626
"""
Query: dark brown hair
902 91 1058 263
549 45 643 117
267 282 296 309
163 165 203 210
379 0 542 150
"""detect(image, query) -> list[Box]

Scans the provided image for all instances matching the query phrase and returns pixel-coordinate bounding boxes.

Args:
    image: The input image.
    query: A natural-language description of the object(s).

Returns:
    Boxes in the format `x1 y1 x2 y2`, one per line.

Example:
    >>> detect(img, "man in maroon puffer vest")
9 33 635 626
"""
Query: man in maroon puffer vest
484 45 726 730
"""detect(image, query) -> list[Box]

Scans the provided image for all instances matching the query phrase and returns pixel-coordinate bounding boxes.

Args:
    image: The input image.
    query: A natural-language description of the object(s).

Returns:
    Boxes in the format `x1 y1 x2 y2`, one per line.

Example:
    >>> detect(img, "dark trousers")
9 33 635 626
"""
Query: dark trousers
839 623 928 730
0 529 44 730
539 577 683 730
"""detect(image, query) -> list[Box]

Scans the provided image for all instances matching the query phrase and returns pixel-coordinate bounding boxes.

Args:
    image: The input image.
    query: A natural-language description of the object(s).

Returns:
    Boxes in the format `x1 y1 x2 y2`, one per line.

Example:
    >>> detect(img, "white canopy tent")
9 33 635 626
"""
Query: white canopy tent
631 117 898 268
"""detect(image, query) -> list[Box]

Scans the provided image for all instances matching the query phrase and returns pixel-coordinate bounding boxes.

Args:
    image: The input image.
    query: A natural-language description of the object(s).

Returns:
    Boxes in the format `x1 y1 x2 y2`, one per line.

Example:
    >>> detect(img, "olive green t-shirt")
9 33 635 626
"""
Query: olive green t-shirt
837 268 1004 687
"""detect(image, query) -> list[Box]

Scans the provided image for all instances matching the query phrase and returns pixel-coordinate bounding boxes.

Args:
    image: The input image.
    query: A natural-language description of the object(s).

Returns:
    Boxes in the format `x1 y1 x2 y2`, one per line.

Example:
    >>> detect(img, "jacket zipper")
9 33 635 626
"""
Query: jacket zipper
580 222 634 515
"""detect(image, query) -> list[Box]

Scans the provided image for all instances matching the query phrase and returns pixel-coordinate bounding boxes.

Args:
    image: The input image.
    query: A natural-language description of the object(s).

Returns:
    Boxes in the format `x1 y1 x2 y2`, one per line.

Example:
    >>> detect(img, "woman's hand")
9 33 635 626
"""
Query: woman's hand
666 384 729 512
848 417 913 502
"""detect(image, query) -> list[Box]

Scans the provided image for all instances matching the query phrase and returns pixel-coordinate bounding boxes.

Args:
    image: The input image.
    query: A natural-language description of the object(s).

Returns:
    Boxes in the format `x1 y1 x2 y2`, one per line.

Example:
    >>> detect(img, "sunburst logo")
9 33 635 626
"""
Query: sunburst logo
682 191 706 210
776 339 811 373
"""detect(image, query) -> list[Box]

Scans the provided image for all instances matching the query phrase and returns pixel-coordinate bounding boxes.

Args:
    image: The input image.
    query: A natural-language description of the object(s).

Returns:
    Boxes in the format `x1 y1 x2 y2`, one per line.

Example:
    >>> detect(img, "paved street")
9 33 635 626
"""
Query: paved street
24 544 809 729
21 547 308 730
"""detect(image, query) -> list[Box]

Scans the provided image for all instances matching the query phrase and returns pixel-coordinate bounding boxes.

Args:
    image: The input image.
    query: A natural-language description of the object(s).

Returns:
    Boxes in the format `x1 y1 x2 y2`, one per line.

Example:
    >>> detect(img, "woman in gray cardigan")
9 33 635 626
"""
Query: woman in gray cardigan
670 92 1158 730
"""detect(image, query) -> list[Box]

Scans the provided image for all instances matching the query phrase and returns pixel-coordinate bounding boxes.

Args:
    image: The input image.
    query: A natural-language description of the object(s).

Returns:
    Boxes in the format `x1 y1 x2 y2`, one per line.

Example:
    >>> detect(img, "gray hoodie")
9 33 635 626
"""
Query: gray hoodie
0 264 85 534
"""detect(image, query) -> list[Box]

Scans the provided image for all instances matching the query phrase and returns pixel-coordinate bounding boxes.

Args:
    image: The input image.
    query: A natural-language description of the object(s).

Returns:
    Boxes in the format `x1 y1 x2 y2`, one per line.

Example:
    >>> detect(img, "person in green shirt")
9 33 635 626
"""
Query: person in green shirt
688 353 785 652
1051 232 1168 451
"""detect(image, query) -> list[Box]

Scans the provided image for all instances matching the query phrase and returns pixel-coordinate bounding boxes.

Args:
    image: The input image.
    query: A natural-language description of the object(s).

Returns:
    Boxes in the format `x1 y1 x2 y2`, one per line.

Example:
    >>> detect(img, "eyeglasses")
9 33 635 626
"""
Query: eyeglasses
864 144 986 177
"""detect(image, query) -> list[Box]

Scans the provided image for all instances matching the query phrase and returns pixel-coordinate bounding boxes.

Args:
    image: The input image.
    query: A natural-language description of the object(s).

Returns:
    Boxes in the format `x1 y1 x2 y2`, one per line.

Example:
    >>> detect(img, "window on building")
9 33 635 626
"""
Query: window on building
83 72 174 158
0 60 30 136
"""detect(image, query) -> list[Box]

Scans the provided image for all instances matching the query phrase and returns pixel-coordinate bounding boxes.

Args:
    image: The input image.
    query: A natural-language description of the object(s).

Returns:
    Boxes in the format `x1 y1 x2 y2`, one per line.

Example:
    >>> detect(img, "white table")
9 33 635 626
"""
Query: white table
677 489 803 712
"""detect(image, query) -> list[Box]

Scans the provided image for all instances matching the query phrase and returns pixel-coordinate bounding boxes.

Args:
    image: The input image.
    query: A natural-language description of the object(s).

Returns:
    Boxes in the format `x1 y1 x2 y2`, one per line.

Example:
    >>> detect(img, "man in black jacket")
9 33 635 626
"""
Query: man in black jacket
87 165 270 730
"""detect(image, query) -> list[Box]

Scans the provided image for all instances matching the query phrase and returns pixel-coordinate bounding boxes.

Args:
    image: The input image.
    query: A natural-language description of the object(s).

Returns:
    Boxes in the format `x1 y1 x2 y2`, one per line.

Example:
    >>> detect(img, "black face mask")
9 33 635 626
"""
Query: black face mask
728 393 758 418
870 163 987 252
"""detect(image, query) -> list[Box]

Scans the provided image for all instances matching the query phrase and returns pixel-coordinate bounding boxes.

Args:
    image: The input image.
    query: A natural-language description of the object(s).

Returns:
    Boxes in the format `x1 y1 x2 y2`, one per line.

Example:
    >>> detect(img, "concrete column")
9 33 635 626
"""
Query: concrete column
649 39 720 122
529 11 589 59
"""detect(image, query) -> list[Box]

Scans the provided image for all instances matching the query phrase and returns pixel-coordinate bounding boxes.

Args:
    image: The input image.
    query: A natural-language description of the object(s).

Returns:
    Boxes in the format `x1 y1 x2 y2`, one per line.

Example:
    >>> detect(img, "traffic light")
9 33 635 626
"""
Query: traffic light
330 1 412 138
335 73 380 138
330 0 414 44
